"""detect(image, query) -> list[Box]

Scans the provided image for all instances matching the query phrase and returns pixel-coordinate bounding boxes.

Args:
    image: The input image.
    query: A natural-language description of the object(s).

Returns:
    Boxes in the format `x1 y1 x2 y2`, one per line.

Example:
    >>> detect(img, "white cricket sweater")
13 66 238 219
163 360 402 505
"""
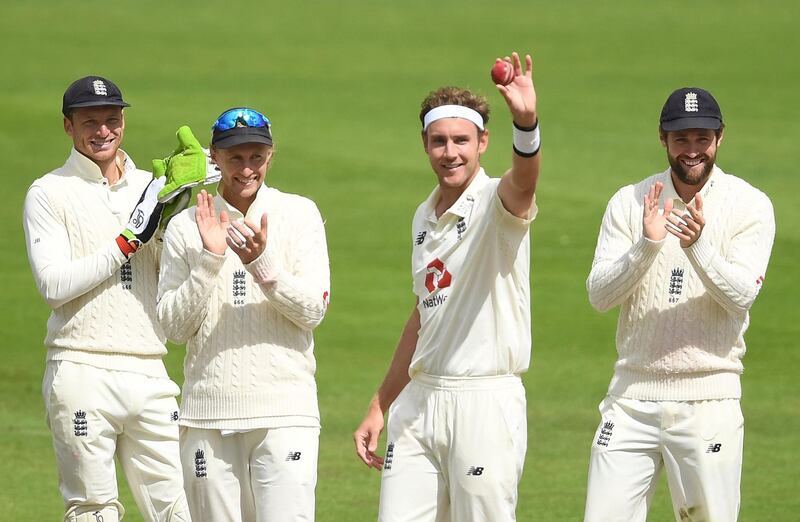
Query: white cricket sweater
157 184 330 428
587 167 775 400
23 148 167 377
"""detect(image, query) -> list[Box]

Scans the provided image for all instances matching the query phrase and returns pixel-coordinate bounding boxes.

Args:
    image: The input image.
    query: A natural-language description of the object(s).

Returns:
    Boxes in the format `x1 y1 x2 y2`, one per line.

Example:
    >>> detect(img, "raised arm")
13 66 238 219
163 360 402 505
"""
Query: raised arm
667 193 775 315
24 177 165 309
156 190 227 343
23 186 127 309
587 183 669 311
240 200 330 331
496 52 540 219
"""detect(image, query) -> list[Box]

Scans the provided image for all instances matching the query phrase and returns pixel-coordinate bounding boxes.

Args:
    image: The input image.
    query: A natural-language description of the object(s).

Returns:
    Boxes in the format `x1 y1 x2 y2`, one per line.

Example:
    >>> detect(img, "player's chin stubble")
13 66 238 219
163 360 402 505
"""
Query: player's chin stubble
668 153 715 186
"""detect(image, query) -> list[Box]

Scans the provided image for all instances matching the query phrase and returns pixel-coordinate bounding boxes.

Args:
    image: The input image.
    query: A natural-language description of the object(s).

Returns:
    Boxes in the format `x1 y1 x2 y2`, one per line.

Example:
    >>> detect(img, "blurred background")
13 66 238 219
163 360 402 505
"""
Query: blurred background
1 1 798 519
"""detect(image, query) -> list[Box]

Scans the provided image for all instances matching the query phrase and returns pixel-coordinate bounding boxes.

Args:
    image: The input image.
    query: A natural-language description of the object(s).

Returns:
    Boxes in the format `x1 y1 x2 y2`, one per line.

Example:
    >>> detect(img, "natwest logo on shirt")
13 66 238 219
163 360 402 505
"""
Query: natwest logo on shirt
425 258 452 293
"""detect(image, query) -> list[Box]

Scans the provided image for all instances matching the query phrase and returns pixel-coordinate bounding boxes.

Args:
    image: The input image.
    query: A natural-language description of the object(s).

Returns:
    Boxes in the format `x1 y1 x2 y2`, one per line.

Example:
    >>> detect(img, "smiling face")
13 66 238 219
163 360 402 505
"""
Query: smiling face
422 117 488 192
211 142 273 213
661 127 723 189
64 106 124 170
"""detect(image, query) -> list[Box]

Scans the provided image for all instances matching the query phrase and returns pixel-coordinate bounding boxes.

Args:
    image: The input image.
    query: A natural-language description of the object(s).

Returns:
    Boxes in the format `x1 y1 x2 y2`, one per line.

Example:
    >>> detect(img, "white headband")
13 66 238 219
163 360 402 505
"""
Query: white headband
422 105 485 132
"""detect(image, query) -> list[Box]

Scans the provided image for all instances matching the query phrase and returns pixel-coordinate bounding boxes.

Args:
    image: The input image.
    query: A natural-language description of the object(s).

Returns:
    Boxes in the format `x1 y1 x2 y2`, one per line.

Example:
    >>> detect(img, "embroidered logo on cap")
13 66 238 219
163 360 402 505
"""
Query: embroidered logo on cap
92 80 108 96
684 92 698 112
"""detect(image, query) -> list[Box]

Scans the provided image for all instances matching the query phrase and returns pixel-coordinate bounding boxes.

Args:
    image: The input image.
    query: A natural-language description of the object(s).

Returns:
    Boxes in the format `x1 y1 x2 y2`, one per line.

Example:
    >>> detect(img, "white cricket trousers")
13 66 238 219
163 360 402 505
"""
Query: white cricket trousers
379 373 527 522
584 396 744 522
43 360 190 522
181 426 319 522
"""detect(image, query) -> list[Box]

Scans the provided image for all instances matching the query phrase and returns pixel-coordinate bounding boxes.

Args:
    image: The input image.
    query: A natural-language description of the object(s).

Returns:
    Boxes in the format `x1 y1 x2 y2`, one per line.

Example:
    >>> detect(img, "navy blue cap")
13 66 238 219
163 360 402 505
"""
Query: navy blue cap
660 87 722 131
62 76 130 116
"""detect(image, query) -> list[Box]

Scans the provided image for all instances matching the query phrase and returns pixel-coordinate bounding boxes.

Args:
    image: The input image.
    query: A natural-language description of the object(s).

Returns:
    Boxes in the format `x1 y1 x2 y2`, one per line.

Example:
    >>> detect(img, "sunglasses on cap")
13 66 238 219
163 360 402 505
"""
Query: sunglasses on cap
212 108 271 132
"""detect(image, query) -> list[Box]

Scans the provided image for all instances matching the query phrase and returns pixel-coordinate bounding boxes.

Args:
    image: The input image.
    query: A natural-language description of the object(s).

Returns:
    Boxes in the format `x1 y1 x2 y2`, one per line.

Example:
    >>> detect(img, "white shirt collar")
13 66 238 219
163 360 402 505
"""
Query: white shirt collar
661 164 724 206
214 183 271 226
422 168 489 222
65 147 134 186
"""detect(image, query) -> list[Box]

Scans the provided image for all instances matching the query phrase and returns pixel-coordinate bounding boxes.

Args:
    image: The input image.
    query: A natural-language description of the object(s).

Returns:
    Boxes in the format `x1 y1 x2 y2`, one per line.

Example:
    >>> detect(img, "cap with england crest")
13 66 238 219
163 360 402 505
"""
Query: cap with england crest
62 76 130 116
659 87 722 132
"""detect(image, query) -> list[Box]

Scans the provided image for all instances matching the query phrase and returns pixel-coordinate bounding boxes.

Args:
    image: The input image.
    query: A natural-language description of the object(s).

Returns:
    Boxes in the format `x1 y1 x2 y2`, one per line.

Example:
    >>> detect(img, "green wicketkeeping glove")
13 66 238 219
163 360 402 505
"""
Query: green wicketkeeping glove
153 157 191 231
156 125 210 203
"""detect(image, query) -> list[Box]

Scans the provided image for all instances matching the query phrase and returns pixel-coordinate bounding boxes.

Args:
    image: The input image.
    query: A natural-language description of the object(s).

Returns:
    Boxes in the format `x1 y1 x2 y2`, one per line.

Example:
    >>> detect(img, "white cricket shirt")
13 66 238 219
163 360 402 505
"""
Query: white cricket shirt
409 169 536 378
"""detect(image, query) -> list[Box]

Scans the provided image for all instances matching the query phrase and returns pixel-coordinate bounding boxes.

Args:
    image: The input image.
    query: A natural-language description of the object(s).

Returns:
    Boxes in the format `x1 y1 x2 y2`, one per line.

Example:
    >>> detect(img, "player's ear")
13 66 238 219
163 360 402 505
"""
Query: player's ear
265 147 275 168
658 128 668 148
63 116 73 136
478 129 489 154
421 131 429 153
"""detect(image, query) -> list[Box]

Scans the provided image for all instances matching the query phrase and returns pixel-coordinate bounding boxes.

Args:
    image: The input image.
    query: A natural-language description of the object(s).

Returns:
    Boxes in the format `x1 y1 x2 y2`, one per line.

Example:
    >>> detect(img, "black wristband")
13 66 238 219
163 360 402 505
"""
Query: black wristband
513 119 539 132
513 145 540 158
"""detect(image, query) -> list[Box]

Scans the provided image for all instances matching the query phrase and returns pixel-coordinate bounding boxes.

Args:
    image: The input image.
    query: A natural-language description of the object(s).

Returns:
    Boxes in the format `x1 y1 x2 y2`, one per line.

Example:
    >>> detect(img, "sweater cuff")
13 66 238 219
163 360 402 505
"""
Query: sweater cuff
630 235 664 266
683 233 715 268
197 249 226 281
245 249 281 284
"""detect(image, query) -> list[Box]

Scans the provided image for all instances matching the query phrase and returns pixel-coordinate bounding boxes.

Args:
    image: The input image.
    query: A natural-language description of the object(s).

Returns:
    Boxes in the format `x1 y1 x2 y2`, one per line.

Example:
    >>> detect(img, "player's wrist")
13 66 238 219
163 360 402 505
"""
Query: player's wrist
512 119 540 157
116 230 141 258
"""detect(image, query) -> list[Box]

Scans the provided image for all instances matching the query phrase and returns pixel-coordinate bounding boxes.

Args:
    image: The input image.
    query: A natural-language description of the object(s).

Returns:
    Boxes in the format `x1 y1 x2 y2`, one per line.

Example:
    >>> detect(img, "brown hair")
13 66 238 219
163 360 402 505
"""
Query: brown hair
419 87 490 130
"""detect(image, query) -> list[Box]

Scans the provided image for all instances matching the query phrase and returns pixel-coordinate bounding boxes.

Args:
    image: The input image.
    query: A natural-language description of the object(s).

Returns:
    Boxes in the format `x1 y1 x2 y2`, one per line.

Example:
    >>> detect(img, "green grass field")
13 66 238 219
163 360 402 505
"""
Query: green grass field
2 1 798 520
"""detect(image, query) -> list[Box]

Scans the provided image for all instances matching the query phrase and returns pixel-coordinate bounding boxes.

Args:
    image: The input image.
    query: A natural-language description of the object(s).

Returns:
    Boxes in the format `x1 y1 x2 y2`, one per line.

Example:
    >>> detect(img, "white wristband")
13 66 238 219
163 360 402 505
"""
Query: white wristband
512 121 540 157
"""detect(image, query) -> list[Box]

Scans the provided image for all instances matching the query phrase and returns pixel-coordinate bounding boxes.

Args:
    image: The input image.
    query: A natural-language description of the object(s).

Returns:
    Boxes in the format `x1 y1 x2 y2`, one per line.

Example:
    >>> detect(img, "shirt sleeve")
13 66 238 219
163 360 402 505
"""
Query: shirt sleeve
245 200 330 331
586 188 664 312
156 215 226 344
682 194 775 315
23 185 127 309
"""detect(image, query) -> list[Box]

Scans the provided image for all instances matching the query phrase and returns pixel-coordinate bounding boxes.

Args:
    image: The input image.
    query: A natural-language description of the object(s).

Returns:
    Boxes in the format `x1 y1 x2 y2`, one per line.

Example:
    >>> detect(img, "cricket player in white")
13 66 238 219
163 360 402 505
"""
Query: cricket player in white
584 87 775 521
354 52 541 521
157 108 330 521
22 76 190 521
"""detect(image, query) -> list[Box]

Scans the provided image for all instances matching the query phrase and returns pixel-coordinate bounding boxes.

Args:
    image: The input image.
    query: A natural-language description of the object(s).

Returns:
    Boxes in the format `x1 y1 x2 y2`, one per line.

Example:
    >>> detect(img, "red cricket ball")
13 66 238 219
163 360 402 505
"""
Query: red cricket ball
491 61 514 86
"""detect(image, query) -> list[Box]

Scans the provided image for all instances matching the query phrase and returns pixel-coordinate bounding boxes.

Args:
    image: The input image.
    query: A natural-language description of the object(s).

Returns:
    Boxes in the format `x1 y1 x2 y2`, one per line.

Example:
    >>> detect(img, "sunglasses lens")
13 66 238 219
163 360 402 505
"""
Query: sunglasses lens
213 109 270 131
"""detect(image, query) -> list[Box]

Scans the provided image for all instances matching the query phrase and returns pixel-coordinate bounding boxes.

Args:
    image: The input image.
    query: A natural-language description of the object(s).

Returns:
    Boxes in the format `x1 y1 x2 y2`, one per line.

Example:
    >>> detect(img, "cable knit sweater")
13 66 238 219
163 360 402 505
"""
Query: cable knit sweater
587 166 775 400
157 185 330 428
23 148 167 376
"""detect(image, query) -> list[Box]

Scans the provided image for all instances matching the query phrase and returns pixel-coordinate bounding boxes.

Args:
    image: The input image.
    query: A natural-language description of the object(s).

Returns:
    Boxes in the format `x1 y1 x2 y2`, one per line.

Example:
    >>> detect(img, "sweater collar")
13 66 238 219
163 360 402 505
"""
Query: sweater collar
661 165 725 207
64 147 134 185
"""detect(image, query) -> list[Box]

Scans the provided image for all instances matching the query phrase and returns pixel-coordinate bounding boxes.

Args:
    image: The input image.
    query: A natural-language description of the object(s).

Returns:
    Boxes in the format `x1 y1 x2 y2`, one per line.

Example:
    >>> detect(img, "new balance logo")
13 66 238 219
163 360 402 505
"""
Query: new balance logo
706 443 722 453
92 80 108 96
415 231 427 245
286 452 302 461
120 261 133 290
596 421 614 447
73 410 88 437
668 267 684 303
684 92 698 112
384 442 395 470
466 466 484 476
195 449 207 478
170 411 179 422
232 270 246 305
